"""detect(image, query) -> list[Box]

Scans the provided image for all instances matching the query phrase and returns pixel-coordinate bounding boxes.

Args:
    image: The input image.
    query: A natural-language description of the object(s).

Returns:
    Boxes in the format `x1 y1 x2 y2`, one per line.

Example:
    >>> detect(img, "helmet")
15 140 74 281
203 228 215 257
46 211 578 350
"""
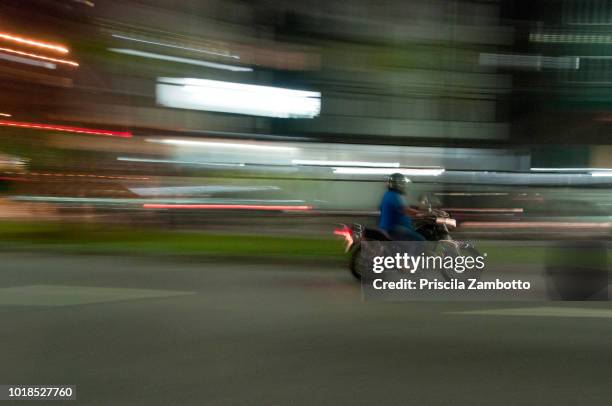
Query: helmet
387 173 410 194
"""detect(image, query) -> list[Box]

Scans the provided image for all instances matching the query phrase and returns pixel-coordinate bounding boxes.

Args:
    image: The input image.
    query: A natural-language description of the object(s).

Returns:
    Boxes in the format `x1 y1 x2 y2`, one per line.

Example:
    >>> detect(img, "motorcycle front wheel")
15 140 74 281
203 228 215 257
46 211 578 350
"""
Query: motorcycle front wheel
436 242 484 282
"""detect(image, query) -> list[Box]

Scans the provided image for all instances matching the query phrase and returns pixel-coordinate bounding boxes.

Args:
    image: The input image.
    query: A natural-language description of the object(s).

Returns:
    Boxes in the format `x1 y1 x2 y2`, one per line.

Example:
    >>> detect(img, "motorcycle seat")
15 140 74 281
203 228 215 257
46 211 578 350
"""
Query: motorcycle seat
363 228 393 241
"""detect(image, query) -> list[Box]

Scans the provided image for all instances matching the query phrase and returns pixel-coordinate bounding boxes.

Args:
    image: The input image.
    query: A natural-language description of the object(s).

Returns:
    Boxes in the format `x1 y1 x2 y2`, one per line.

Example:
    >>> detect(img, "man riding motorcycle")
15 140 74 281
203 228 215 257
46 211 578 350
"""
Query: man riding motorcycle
335 173 481 280
379 173 426 241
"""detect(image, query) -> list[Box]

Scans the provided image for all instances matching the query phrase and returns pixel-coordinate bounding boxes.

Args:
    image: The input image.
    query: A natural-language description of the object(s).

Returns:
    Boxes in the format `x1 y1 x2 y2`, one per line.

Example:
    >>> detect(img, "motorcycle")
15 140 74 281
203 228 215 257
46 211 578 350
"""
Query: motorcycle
334 205 481 281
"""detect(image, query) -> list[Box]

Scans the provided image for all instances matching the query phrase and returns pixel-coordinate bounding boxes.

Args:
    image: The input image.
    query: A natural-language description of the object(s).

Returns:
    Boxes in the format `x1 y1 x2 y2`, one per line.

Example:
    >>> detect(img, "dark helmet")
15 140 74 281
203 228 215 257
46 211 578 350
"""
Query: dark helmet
387 173 410 194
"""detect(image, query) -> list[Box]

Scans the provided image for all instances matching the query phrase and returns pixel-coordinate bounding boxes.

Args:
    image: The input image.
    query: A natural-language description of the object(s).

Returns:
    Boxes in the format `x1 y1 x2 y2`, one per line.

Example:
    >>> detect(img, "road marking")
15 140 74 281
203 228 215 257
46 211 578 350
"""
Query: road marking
0 285 194 306
449 306 612 319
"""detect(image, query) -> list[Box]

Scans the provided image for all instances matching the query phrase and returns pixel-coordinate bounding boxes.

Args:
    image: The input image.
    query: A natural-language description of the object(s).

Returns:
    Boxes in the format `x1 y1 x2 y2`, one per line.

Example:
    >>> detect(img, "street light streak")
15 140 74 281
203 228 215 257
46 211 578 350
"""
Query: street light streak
292 159 400 168
109 48 251 72
531 167 612 172
117 157 245 167
461 221 611 229
333 167 445 176
111 34 239 59
0 32 69 54
146 138 297 152
0 120 131 138
0 52 56 69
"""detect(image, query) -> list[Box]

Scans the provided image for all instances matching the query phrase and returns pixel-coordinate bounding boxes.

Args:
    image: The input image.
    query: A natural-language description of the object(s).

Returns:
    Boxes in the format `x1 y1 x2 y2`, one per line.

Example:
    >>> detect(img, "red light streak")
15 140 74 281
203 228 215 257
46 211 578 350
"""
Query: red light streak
333 226 354 251
0 176 31 182
0 120 132 138
143 204 312 211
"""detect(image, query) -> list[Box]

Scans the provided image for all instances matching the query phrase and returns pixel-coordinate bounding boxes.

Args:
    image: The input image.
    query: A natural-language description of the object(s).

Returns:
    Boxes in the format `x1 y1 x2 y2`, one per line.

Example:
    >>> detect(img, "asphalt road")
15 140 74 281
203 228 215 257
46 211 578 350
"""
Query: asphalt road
0 252 611 405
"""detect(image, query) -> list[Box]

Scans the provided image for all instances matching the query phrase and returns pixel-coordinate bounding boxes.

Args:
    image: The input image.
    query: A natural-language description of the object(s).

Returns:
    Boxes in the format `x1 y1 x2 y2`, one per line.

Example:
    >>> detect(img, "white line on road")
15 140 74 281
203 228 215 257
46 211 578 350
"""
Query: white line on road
449 306 612 319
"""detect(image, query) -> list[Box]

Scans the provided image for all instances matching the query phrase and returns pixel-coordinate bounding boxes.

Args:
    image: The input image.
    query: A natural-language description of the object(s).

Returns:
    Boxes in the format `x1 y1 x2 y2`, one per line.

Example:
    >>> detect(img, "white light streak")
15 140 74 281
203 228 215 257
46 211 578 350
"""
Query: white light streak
156 77 321 118
117 157 245 167
0 52 56 69
146 138 298 152
108 49 251 72
532 167 612 172
292 159 399 168
333 167 445 176
112 34 239 59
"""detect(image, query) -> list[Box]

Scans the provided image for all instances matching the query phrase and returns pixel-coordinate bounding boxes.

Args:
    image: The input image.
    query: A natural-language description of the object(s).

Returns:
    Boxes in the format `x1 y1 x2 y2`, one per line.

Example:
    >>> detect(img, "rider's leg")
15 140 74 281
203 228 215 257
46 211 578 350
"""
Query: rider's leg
389 225 426 241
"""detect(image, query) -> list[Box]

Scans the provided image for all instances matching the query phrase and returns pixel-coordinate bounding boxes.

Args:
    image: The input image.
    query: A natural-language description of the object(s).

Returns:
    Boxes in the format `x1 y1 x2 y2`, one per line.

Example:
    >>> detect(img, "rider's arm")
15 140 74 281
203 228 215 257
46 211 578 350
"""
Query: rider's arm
405 206 421 217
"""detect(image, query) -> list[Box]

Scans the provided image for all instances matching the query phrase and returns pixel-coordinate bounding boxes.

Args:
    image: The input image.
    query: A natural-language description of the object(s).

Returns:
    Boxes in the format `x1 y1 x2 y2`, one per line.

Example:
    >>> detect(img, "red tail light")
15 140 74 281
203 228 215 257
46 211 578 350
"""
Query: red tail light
333 225 353 251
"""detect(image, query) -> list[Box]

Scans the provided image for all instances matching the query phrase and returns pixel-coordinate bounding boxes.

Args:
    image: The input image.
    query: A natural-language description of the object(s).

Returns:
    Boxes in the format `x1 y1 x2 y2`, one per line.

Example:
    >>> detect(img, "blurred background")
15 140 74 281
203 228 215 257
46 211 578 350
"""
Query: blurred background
0 0 611 247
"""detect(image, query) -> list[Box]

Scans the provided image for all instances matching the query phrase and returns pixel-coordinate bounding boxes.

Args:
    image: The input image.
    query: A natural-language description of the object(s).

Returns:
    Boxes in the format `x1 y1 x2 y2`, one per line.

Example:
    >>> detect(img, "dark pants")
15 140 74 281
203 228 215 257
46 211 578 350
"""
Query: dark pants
388 225 426 241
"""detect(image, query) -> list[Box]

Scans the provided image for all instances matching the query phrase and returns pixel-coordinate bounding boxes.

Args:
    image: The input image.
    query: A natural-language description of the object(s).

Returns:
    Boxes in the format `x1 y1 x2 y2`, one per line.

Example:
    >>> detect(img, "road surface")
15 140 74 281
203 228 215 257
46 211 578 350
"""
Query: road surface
0 252 611 405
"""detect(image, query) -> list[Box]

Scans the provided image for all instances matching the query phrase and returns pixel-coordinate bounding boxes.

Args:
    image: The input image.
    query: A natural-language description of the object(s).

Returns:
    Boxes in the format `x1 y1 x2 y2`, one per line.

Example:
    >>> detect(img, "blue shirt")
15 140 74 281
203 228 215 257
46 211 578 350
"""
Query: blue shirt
379 190 413 232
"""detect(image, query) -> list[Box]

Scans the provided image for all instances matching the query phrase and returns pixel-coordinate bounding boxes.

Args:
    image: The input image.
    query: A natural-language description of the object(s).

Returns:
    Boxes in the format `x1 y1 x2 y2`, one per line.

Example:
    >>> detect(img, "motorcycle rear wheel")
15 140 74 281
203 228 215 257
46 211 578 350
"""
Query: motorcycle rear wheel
349 244 367 280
